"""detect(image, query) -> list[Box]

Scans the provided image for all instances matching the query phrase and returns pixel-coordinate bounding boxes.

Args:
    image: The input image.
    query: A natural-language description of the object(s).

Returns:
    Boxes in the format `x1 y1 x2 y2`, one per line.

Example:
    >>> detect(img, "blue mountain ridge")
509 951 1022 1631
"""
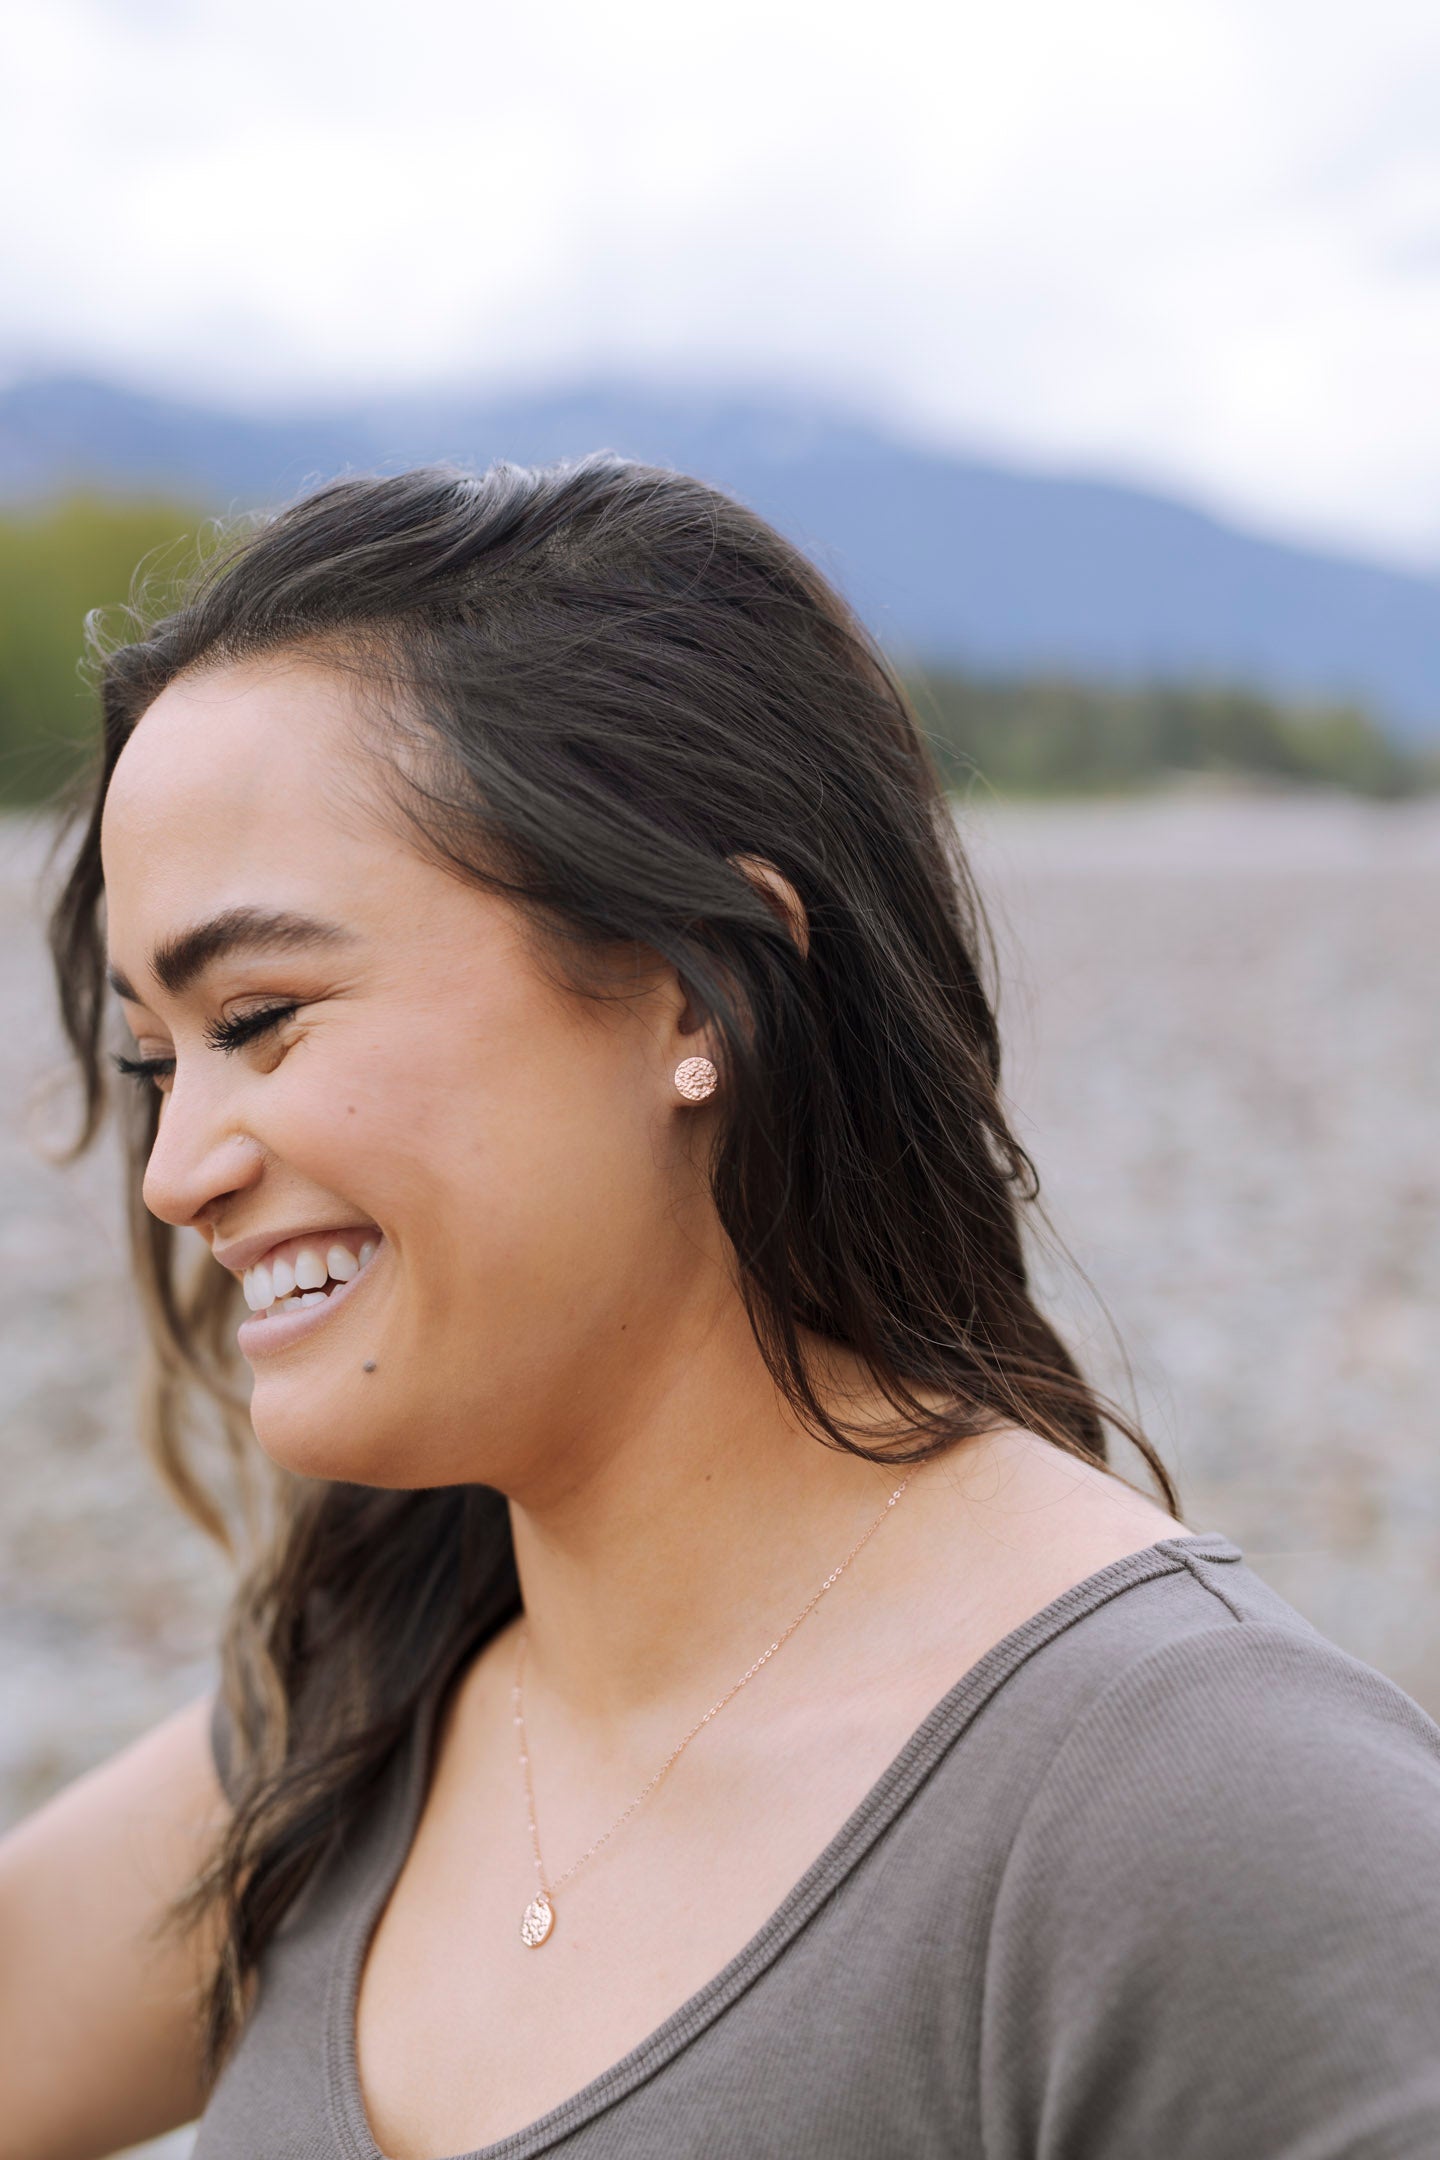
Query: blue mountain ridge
2 372 1437 742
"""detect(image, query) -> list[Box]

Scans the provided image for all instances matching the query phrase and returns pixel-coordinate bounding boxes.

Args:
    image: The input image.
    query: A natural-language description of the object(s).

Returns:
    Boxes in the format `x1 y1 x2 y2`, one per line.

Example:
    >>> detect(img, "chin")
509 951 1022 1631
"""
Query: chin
247 1382 416 1489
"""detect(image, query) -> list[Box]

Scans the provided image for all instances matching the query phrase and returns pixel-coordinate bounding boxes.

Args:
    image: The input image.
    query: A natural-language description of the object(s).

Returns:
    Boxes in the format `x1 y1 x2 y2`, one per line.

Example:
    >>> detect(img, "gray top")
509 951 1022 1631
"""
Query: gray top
195 1533 1440 2158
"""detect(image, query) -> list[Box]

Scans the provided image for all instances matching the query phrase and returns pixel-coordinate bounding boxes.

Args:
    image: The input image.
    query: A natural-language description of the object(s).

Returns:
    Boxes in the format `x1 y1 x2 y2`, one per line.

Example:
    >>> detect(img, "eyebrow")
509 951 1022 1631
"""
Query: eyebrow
106 906 360 1005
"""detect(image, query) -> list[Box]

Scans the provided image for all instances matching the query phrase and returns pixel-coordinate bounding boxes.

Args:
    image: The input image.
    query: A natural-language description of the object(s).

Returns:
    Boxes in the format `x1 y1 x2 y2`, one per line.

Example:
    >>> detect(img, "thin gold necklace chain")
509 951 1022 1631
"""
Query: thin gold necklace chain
511 1469 914 1944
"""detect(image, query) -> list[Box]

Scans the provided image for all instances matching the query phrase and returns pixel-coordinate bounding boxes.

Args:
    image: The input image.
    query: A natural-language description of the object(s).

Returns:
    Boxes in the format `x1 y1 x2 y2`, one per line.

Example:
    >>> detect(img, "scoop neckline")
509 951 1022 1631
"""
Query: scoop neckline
324 1529 1242 2160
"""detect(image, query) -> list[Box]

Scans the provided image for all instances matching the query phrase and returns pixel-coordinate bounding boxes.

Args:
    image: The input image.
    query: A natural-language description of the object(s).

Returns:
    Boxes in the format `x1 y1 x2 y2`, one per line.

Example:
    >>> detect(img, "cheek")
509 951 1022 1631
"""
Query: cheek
242 1036 670 1484
261 1010 643 1276
420 1049 662 1307
263 1024 444 1211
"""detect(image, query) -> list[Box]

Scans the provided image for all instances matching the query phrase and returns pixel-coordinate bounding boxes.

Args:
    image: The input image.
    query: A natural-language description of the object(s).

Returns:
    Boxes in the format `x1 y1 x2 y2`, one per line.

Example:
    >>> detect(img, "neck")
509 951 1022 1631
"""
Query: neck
504 1294 944 1731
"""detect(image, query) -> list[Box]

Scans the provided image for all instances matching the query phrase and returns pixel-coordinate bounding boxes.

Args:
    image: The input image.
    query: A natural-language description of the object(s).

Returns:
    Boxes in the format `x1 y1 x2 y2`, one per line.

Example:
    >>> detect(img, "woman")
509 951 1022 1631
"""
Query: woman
7 456 1438 2159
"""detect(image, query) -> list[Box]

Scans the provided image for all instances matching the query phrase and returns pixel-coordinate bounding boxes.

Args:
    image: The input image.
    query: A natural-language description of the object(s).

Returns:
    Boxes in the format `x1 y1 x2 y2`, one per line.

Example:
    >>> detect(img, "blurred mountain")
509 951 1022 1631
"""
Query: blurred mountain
3 372 1438 742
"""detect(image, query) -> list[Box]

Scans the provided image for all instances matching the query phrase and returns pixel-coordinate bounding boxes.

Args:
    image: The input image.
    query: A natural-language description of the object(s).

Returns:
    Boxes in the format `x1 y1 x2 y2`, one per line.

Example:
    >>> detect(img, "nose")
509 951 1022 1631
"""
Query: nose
139 1072 264 1233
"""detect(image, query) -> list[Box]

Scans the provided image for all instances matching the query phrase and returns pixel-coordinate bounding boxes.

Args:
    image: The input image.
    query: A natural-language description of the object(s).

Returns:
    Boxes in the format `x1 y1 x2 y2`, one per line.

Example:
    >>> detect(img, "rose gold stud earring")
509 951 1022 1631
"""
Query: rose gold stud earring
673 1056 719 1102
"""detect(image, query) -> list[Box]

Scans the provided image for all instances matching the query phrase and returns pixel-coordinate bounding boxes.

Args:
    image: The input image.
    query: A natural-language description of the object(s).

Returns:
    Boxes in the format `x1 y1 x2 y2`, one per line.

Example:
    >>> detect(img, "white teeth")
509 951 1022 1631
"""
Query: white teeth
243 1231 379 1317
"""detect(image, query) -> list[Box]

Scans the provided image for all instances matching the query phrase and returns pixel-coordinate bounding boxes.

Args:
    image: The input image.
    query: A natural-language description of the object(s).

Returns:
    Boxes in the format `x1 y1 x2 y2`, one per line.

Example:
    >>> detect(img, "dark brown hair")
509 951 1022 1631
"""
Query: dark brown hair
42 454 1179 2088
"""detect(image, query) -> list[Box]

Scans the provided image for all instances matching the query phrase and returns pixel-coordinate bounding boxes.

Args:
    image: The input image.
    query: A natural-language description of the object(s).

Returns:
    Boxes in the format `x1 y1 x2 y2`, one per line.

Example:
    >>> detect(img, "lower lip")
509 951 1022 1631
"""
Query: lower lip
236 1237 386 1359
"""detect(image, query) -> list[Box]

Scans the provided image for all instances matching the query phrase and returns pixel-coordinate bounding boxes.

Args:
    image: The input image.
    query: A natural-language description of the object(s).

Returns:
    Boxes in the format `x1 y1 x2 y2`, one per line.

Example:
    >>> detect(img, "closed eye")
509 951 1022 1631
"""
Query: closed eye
201 1003 300 1054
110 1002 300 1087
110 1051 175 1085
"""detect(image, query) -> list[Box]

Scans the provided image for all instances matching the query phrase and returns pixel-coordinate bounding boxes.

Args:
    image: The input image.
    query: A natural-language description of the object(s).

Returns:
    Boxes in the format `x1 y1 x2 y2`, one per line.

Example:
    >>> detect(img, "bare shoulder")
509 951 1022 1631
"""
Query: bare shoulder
887 1421 1196 1657
941 1421 1192 1548
0 1690 230 2160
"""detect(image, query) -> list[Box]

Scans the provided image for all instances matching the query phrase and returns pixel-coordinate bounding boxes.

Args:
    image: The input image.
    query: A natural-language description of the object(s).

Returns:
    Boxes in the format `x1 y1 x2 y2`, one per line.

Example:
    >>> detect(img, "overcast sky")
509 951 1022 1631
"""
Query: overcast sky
5 0 1440 566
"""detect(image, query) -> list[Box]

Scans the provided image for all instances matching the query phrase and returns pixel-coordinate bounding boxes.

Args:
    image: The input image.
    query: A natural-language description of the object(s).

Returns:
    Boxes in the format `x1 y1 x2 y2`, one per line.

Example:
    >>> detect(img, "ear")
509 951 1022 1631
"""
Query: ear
726 852 811 961
663 855 808 1072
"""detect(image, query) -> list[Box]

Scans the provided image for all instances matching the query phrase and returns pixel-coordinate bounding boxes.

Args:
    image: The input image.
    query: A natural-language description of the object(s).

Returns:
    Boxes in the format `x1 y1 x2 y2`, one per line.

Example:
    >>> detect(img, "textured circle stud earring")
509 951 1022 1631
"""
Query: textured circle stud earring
673 1055 719 1102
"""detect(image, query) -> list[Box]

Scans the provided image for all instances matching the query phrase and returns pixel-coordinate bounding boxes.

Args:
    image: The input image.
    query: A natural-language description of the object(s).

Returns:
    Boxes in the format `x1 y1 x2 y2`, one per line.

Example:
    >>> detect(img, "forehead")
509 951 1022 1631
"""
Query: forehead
101 654 372 881
99 656 421 1004
97 653 534 1012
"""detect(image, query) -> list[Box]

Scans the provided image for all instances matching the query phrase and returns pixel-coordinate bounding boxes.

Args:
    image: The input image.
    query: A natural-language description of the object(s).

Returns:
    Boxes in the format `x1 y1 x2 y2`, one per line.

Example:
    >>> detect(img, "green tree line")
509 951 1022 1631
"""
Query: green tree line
0 494 1435 808
908 670 1437 800
0 495 207 807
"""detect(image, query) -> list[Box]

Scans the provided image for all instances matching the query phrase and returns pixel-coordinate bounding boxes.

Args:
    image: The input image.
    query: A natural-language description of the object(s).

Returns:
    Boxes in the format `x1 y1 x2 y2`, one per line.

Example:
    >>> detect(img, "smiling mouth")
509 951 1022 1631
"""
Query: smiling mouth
242 1235 380 1316
237 1236 385 1355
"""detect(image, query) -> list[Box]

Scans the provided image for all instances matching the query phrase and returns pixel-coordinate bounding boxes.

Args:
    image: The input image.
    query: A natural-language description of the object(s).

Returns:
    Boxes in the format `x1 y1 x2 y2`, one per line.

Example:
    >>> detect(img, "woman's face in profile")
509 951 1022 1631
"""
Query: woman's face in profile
99 652 715 1495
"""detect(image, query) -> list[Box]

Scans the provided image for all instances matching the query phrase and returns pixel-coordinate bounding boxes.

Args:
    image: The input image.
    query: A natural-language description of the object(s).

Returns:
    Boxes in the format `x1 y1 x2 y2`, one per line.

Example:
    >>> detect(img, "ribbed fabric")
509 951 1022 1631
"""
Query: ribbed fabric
197 1534 1440 2158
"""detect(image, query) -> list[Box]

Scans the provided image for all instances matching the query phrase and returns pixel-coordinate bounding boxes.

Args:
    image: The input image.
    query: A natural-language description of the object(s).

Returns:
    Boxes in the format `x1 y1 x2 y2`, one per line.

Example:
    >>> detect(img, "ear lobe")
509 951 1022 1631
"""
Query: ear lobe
727 852 810 961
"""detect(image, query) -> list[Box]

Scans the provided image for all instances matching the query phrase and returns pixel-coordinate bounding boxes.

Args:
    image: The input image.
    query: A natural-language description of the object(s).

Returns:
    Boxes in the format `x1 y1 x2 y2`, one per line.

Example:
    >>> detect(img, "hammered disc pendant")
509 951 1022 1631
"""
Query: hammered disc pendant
520 1891 555 1947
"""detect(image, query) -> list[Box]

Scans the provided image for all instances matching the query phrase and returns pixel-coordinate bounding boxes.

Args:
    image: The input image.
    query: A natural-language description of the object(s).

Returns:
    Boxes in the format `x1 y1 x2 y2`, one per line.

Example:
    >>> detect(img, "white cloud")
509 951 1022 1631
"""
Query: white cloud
5 0 1440 563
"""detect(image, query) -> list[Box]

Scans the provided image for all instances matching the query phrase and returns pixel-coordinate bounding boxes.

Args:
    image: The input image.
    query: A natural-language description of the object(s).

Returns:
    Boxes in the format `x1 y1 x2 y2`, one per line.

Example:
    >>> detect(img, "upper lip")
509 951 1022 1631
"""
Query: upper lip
212 1224 381 1278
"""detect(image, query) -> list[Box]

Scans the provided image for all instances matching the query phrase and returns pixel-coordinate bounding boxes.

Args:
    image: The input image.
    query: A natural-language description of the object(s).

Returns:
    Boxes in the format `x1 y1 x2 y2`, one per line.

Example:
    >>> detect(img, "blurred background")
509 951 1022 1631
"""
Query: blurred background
3 3 1439 2145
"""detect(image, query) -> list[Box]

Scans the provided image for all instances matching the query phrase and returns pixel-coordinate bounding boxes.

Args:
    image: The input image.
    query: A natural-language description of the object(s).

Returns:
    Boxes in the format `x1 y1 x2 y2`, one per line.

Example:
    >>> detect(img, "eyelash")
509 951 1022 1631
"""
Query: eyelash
110 1003 300 1087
